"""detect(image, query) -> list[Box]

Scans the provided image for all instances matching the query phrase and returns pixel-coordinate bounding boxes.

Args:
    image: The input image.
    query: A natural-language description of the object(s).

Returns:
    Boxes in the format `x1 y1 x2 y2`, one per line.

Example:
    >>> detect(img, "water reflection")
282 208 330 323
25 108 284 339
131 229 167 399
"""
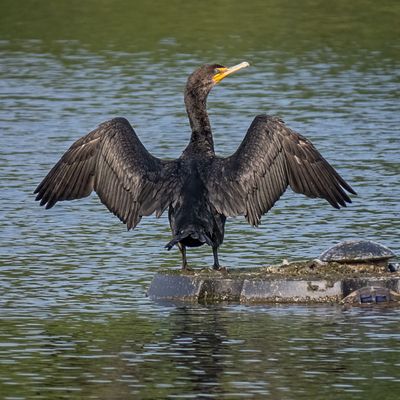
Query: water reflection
1 304 399 399
163 308 227 398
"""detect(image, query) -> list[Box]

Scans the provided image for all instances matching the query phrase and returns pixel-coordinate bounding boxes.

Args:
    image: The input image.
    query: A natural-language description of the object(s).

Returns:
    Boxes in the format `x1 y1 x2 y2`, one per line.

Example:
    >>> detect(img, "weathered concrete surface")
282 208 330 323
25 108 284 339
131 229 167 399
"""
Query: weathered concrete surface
240 279 343 303
147 261 400 304
148 274 205 301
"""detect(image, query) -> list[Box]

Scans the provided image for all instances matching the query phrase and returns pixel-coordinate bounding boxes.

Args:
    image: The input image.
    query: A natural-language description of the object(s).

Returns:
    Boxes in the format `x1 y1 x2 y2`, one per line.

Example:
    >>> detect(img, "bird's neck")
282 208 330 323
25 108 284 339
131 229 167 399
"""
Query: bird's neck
184 89 214 154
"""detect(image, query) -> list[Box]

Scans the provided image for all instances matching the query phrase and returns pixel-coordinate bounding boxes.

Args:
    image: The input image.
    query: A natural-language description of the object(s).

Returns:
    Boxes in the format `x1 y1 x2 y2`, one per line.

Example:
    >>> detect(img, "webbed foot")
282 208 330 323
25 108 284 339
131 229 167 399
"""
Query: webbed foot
213 265 229 274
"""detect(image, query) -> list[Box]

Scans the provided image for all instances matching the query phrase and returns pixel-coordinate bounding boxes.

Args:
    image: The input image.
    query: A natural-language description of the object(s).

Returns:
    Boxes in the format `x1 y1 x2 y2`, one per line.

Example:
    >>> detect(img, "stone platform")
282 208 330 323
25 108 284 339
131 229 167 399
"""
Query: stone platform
147 261 400 304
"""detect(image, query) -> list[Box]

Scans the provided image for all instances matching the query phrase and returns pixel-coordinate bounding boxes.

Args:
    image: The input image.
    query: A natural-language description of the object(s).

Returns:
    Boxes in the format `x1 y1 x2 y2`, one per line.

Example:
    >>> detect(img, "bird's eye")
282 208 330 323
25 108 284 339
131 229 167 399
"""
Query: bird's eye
214 68 221 75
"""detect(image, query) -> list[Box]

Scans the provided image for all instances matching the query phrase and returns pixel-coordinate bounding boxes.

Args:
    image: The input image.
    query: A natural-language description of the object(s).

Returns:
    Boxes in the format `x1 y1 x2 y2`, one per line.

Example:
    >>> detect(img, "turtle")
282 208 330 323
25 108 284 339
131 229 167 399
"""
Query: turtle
319 240 396 269
341 286 400 308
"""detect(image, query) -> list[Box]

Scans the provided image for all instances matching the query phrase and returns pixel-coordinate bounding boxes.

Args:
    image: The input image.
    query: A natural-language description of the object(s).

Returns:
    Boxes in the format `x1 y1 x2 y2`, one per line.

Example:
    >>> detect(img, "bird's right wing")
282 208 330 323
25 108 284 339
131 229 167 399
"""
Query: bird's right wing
206 115 356 226
34 117 180 229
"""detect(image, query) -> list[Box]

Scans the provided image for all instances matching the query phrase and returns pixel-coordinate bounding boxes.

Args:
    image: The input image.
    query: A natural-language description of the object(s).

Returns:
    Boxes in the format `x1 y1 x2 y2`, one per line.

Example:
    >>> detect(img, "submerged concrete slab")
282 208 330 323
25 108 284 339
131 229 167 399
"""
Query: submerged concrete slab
240 279 342 303
147 262 400 304
147 273 204 301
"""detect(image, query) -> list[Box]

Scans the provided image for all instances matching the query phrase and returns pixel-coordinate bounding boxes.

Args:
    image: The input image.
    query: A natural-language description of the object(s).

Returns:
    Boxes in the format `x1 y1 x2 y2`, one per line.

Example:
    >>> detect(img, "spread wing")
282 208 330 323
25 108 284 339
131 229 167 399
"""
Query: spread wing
206 114 356 226
34 117 180 229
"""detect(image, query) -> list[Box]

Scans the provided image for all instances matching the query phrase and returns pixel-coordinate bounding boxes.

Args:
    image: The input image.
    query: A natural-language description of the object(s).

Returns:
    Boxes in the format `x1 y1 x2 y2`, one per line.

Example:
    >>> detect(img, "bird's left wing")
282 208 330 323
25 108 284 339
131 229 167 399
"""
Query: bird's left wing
34 117 180 229
205 114 356 226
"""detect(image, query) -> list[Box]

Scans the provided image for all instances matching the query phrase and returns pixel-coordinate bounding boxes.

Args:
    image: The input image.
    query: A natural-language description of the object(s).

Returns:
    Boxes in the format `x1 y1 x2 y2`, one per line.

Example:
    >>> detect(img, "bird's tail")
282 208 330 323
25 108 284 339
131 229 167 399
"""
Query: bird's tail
165 225 213 250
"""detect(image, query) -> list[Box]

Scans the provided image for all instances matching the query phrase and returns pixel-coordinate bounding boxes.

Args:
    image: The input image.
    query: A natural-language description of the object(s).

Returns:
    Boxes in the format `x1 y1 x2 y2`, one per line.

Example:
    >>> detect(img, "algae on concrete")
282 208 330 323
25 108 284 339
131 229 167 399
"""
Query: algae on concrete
149 261 400 304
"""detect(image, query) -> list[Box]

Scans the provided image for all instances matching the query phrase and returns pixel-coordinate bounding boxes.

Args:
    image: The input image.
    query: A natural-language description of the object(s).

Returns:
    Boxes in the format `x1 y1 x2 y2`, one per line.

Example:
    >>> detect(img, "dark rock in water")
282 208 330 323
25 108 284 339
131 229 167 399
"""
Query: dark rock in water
319 240 395 263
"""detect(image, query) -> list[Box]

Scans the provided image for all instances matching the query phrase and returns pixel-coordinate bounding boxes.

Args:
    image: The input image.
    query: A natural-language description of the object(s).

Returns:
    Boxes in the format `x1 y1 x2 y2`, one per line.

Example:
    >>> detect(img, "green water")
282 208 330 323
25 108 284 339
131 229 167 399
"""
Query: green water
0 1 399 399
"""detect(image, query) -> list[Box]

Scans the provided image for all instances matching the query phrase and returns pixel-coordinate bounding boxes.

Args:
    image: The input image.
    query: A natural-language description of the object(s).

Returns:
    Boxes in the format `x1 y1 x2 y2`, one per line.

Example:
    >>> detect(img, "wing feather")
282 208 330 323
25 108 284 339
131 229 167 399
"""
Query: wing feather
35 117 179 229
206 114 356 226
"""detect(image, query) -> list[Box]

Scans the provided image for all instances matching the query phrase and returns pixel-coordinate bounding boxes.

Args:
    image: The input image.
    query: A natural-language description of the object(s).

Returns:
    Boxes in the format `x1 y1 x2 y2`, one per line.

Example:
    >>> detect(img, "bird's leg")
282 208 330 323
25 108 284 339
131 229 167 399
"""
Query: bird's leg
212 247 228 272
212 246 222 270
178 243 190 270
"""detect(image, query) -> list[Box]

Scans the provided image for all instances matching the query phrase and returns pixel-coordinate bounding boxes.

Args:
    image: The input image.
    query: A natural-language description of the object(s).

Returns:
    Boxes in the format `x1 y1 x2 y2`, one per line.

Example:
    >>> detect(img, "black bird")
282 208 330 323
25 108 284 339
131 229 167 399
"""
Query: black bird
34 62 356 270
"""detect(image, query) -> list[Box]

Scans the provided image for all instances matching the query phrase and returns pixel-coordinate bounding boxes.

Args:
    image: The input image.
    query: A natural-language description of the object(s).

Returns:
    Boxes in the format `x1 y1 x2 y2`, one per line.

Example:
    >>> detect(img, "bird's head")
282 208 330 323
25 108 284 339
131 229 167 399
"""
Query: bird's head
185 61 250 100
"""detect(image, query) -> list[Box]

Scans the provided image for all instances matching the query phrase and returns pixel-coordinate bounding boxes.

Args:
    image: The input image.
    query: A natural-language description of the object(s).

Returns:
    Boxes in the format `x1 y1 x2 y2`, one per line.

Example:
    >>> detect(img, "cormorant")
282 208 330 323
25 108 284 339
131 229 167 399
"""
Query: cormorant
34 62 356 270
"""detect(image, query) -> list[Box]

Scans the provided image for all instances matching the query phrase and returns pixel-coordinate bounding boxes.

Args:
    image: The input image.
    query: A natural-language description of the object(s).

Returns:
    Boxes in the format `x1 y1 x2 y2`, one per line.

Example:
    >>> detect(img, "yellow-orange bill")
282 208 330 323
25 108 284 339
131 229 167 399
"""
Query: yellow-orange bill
213 61 250 84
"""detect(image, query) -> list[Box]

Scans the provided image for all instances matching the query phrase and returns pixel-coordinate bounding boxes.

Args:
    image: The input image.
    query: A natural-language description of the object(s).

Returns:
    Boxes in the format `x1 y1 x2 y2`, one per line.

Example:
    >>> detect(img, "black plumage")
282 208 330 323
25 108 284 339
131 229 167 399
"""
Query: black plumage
35 62 356 270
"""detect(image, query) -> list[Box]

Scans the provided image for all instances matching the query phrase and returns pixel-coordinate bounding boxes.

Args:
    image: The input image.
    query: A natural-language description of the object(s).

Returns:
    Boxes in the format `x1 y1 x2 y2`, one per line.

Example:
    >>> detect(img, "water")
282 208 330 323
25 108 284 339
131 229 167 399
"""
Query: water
0 0 399 398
